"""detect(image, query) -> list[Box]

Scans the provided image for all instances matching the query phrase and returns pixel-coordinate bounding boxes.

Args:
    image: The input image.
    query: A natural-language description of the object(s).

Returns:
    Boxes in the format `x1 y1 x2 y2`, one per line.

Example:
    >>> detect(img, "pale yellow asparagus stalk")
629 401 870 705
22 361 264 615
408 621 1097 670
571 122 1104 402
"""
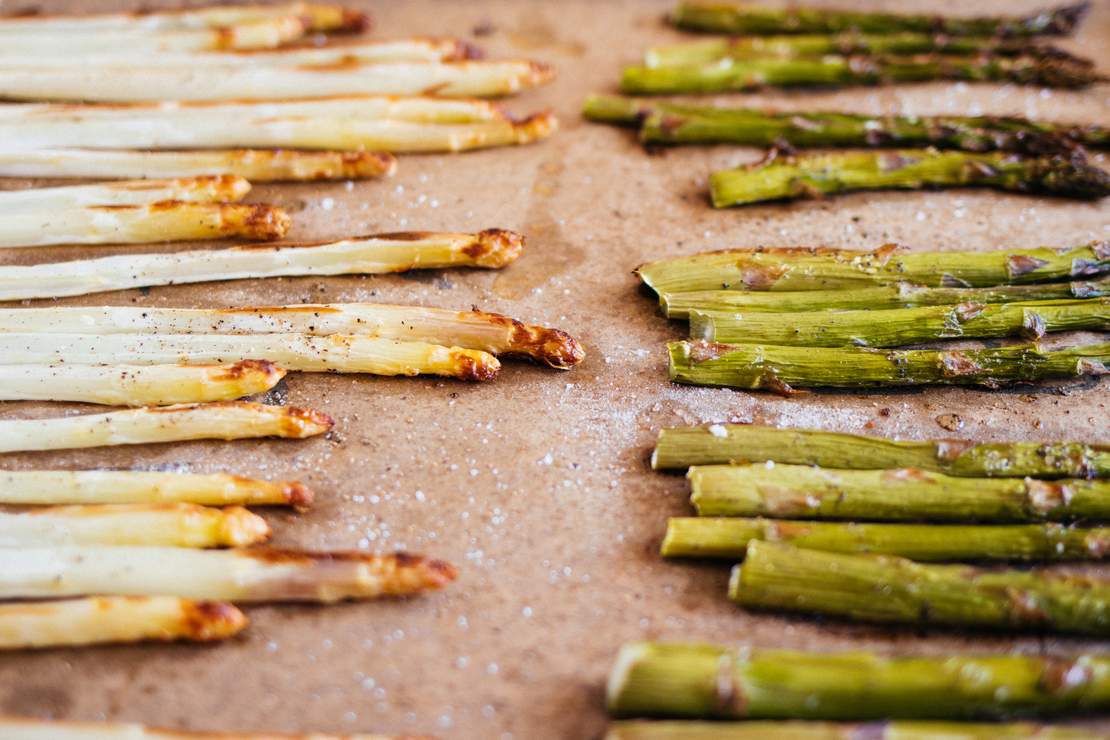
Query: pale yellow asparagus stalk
0 3 367 33
0 402 333 454
0 175 249 212
0 596 247 650
0 333 502 381
0 149 397 182
0 229 522 301
0 202 290 249
0 715 405 739
1 304 584 369
0 546 457 602
0 361 285 406
0 470 314 508
0 504 270 548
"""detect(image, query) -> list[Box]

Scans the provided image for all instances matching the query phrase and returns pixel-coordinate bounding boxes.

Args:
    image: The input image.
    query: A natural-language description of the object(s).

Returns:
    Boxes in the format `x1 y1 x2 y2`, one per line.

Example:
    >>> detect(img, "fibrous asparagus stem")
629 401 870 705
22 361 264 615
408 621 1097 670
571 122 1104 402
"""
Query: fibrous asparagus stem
731 540 1110 635
606 720 1096 740
637 242 1110 293
669 1 1091 36
659 277 1110 318
608 641 1110 720
621 54 1104 95
662 517 1110 561
710 150 1110 208
582 95 1110 154
652 424 1110 478
689 298 1110 347
690 464 1110 521
0 229 522 301
0 596 247 650
668 340 1110 392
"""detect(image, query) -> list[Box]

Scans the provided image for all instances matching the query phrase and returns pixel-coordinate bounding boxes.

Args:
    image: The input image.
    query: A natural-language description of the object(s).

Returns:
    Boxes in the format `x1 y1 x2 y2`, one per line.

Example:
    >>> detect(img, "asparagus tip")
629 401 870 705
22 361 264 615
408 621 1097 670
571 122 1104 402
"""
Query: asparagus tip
180 599 249 640
222 506 273 547
473 228 525 267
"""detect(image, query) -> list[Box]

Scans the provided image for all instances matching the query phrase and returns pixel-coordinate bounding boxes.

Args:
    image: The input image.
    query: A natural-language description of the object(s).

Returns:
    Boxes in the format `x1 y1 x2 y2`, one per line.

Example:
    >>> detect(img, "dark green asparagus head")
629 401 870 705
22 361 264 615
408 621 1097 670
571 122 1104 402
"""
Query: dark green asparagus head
1022 154 1110 199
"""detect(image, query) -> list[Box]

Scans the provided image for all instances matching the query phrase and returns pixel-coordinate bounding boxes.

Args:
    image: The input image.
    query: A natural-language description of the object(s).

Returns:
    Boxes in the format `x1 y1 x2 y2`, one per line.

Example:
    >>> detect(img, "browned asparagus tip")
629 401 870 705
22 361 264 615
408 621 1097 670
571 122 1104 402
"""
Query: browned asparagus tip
213 359 287 384
224 505 273 545
177 599 249 640
513 323 586 368
471 228 525 267
283 481 316 509
341 150 398 177
338 7 372 32
516 110 559 141
456 351 502 382
392 552 459 591
280 406 335 436
233 203 292 240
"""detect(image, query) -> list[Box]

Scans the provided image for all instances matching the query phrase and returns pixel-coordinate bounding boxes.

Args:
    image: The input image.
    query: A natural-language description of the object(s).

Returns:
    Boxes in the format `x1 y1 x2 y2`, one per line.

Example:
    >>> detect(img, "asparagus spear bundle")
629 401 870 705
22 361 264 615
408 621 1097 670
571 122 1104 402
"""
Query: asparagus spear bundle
0 402 333 453
0 360 286 406
608 641 1110 719
0 470 314 507
652 424 1110 477
3 304 584 369
0 175 250 211
0 504 271 548
669 1 1092 37
637 242 1110 293
0 546 456 602
621 54 1104 95
0 715 405 739
668 340 1110 392
0 229 523 301
690 464 1110 520
582 95 1110 154
710 150 1110 208
660 276 1110 318
607 720 1097 740
0 596 247 650
689 298 1110 347
662 517 1110 561
731 540 1110 635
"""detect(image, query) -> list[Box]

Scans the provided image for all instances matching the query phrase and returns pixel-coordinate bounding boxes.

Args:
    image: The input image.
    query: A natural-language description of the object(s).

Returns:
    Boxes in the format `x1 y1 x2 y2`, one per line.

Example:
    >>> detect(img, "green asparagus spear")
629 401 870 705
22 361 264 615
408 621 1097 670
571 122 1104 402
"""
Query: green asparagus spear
607 641 1110 719
662 517 1110 561
621 55 1104 95
581 95 1110 154
731 540 1110 635
607 720 1097 740
710 150 1110 208
652 424 1110 478
659 277 1110 318
689 298 1110 347
690 464 1110 521
636 242 1110 293
668 340 1110 392
670 2 1092 37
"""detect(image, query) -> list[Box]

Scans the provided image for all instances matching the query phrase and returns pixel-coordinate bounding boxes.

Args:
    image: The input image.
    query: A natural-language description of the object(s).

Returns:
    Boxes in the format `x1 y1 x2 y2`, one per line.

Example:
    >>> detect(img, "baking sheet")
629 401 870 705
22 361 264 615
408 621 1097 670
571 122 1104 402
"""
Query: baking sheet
0 0 1107 737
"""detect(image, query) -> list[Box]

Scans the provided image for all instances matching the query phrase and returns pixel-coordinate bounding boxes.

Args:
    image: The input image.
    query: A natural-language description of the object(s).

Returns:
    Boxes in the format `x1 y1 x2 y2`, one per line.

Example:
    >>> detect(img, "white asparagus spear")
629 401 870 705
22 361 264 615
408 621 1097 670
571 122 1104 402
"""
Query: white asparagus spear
0 175 250 213
0 60 555 101
0 17 308 53
0 470 314 508
0 3 366 33
0 546 458 602
0 229 522 301
0 202 290 248
0 596 247 650
0 361 285 406
0 504 270 548
0 305 585 368
0 402 333 454
0 333 502 381
0 715 404 739
0 149 397 181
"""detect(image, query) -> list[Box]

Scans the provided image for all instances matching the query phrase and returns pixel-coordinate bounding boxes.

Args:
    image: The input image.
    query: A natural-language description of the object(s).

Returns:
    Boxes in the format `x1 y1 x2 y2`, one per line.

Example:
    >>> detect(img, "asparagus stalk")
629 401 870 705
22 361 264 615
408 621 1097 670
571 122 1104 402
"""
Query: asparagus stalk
0 402 333 454
732 540 1110 634
690 298 1110 347
0 3 367 33
662 517 1110 561
0 504 270 548
710 150 1110 207
669 1 1092 36
638 242 1110 293
0 361 286 406
0 470 314 508
0 333 502 381
0 175 250 212
0 596 247 650
0 546 457 602
0 716 402 739
608 641 1110 719
582 95 1110 153
0 148 398 182
660 277 1110 318
668 340 1110 392
0 229 523 301
621 54 1104 95
690 464 1110 521
606 720 1096 740
652 424 1110 478
3 305 584 369
0 202 290 249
